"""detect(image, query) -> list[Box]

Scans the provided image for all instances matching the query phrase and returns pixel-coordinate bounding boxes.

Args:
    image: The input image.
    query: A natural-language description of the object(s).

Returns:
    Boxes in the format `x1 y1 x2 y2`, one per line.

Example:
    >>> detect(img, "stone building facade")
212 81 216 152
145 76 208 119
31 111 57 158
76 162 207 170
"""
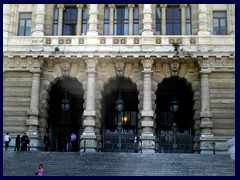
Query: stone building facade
3 4 235 154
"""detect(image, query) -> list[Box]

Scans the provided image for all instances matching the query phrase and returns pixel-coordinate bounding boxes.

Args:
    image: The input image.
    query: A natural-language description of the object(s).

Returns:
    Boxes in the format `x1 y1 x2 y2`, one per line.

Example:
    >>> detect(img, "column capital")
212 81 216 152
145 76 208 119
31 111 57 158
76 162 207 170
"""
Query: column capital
128 4 135 9
160 4 167 9
76 4 84 9
199 70 211 75
85 59 98 73
57 4 65 10
141 59 154 71
108 4 115 9
180 4 187 8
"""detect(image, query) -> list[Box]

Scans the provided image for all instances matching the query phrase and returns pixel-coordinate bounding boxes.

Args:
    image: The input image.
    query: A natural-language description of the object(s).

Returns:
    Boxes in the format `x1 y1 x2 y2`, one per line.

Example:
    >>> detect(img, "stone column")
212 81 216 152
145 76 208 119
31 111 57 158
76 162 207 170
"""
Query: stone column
32 4 45 37
3 4 11 51
3 4 11 38
109 4 115 35
76 4 83 35
160 4 167 35
230 4 235 35
57 4 64 36
180 4 187 35
87 4 98 36
199 70 213 138
80 59 98 152
142 4 153 35
128 4 135 35
26 70 41 142
140 59 155 153
198 4 210 35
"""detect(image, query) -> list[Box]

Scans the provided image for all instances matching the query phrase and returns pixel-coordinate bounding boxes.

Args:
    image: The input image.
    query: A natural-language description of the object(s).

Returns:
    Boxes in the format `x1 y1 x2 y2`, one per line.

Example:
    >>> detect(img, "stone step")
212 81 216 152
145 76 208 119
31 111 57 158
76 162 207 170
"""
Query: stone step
3 151 235 176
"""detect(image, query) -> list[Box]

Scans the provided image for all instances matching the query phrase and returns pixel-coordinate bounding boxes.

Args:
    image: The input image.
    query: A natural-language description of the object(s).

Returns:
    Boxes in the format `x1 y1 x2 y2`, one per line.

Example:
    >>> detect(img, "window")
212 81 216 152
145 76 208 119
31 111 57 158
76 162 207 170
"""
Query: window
103 6 110 35
185 6 192 35
133 6 139 35
82 6 88 35
63 6 77 35
18 13 32 36
156 6 161 35
114 6 129 35
166 6 181 35
53 7 58 36
213 11 227 35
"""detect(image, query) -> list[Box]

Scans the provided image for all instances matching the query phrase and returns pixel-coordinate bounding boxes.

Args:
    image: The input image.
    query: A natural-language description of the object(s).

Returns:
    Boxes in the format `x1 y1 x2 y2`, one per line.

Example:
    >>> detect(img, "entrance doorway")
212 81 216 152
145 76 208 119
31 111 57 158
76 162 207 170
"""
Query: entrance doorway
47 77 84 152
155 77 194 153
101 78 139 152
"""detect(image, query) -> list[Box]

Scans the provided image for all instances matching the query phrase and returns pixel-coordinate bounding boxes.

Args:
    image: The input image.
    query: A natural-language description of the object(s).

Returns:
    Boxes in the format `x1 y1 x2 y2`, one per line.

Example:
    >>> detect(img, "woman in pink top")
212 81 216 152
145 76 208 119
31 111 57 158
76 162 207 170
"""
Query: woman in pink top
36 164 43 176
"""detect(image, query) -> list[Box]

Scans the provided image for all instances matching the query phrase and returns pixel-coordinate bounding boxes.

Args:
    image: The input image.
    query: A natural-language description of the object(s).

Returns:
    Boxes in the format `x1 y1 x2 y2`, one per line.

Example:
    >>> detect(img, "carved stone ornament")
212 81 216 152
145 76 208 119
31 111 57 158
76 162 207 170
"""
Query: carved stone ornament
61 62 71 76
170 62 180 76
115 61 125 77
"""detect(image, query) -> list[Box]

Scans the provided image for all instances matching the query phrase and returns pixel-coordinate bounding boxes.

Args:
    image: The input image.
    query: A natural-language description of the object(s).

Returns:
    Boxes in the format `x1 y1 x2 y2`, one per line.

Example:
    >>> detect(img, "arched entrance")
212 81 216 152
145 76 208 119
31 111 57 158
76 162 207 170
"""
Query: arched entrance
155 77 194 153
47 77 84 152
101 77 139 152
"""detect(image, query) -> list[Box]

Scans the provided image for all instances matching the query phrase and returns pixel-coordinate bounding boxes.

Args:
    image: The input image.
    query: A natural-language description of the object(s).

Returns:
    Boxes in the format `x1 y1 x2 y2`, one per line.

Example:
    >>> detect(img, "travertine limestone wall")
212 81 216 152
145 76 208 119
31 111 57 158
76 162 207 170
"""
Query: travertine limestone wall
3 71 32 134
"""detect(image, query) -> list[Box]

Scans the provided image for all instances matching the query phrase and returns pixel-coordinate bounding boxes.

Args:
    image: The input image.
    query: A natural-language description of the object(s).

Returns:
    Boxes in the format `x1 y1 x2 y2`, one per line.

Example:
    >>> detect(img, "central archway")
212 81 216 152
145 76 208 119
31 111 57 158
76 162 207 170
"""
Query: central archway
102 78 139 132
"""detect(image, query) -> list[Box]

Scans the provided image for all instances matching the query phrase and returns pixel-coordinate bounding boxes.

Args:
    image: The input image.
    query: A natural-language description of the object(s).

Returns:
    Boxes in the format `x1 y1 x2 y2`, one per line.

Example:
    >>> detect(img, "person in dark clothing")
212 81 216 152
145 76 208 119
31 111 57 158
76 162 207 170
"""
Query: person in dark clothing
21 133 29 151
15 134 21 151
133 133 139 153
43 133 50 151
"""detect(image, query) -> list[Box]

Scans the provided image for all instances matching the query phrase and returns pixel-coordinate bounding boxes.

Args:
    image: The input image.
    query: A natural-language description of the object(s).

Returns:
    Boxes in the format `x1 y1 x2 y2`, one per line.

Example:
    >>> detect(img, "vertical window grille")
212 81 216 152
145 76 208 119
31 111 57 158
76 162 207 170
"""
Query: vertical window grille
103 6 110 35
166 6 181 35
133 6 139 35
18 13 32 36
156 6 161 35
114 6 129 35
53 7 58 36
213 11 227 35
63 6 77 35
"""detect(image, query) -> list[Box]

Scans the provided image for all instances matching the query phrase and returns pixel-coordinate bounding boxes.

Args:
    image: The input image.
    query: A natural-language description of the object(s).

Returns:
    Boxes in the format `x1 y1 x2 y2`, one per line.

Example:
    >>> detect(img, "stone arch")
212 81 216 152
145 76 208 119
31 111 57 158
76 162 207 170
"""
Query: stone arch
153 61 201 153
39 61 87 138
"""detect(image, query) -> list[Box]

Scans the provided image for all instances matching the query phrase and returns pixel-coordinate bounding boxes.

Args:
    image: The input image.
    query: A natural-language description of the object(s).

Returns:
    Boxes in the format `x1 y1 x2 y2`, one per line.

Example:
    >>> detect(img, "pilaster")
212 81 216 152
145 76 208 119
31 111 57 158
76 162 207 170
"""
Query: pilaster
76 4 84 35
160 4 167 35
142 4 153 36
26 69 41 138
32 4 45 37
57 4 65 36
140 59 155 153
80 59 98 152
108 4 115 35
128 4 135 35
87 4 98 36
180 4 187 35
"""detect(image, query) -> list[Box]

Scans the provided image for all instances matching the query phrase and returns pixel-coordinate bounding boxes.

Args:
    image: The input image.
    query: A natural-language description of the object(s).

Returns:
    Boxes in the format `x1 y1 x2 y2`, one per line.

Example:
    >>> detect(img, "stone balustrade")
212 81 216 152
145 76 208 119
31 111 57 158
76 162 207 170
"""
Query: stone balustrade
4 35 234 53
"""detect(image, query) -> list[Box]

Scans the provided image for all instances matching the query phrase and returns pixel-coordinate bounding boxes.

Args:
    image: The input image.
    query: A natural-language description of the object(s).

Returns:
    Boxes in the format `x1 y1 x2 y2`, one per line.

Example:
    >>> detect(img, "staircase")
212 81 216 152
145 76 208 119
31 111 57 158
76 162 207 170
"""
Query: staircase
3 151 235 176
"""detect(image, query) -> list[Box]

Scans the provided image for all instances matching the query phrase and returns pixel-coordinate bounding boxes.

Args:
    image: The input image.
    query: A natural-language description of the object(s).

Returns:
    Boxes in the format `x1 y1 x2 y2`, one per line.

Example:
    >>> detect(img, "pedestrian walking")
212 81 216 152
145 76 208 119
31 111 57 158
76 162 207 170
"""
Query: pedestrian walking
43 133 50 151
35 164 43 176
15 134 21 151
133 133 139 153
70 133 76 152
21 133 29 151
4 132 11 151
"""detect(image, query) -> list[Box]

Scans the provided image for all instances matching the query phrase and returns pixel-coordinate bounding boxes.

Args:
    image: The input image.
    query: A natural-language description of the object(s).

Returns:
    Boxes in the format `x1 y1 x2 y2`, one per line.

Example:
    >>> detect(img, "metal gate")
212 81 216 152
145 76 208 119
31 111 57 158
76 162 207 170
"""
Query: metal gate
102 126 134 152
156 124 193 153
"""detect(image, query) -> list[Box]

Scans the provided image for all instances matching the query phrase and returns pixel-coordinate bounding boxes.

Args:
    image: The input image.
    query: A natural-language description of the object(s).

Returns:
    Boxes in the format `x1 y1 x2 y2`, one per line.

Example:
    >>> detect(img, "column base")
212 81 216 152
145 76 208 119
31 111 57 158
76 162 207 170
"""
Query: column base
140 133 156 154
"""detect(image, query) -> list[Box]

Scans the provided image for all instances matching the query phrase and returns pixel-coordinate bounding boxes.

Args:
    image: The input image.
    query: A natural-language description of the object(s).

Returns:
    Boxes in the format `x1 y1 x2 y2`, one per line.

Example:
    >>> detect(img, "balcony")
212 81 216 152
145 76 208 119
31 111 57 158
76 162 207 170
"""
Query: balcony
3 35 235 58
